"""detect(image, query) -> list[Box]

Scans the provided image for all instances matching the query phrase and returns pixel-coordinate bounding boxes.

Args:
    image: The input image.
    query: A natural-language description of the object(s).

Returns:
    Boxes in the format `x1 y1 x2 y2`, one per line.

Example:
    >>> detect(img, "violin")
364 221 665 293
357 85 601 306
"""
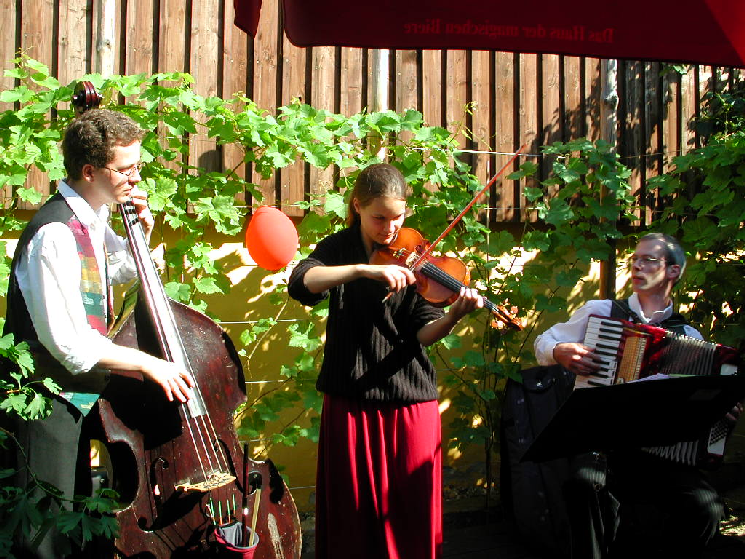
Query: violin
370 227 523 330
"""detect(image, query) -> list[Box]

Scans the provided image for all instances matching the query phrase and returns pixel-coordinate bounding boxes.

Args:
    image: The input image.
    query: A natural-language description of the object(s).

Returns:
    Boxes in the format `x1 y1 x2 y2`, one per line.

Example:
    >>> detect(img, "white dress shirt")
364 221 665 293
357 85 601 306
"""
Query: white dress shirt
534 292 703 366
14 181 137 374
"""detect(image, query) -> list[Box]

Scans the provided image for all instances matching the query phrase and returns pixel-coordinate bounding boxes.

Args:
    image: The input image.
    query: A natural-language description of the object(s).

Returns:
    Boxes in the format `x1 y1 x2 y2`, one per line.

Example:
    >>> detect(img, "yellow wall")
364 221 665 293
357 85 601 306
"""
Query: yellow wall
202 236 625 512
0 217 632 514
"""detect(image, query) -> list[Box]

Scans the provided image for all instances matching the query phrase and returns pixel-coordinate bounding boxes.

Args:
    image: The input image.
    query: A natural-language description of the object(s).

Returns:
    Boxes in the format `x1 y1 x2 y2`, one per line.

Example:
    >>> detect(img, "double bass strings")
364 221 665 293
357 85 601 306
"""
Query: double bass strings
119 201 234 491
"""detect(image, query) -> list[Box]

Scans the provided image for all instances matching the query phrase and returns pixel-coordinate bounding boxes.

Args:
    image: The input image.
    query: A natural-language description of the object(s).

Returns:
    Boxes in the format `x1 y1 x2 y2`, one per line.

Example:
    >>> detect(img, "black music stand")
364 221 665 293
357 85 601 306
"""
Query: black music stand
522 375 745 463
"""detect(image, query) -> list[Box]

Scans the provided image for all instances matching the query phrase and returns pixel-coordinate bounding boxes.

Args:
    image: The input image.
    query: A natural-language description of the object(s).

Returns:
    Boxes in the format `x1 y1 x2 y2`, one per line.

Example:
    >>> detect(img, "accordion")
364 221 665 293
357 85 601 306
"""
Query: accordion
580 314 740 466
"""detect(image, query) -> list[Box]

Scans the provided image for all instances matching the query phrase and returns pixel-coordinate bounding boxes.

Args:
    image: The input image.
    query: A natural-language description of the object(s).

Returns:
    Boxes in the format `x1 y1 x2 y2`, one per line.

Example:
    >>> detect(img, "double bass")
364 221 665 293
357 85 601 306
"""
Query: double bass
73 83 301 558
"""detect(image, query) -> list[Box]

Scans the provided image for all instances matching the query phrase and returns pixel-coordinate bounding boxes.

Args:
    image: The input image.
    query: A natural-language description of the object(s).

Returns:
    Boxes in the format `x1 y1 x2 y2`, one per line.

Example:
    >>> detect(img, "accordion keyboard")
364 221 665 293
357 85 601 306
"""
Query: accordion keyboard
580 316 626 387
578 314 740 466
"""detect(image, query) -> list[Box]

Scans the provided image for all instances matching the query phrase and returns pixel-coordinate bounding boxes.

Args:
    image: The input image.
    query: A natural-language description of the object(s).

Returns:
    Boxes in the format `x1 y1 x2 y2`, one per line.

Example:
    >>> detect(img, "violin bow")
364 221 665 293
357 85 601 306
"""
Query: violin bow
411 145 527 328
413 144 526 267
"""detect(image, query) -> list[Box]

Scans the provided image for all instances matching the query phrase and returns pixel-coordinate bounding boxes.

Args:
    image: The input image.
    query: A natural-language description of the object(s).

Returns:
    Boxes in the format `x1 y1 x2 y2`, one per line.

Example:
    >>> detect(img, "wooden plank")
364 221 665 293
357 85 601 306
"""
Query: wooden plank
281 40 307 107
223 0 250 207
125 0 156 75
470 50 492 221
621 60 644 224
158 0 188 74
309 46 336 109
189 0 221 99
189 0 221 174
395 49 418 113
57 0 89 87
156 0 189 187
541 54 561 184
394 48 418 148
494 51 516 222
519 53 539 221
645 61 663 164
644 61 661 222
20 0 55 83
252 0 279 207
0 0 19 113
0 0 18 208
421 49 442 128
661 68 681 221
680 66 699 152
222 0 250 107
662 70 680 168
444 50 468 145
339 48 363 117
441 48 467 208
366 49 389 114
253 0 279 112
563 56 582 140
20 0 56 206
584 57 602 142
309 45 336 203
97 0 123 76
334 46 363 216
279 37 308 217
699 66 714 106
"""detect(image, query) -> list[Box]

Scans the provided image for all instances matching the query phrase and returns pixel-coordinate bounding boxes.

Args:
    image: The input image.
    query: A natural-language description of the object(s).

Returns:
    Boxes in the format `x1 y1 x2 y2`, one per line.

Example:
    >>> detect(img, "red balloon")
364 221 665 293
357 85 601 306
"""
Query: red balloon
245 206 298 271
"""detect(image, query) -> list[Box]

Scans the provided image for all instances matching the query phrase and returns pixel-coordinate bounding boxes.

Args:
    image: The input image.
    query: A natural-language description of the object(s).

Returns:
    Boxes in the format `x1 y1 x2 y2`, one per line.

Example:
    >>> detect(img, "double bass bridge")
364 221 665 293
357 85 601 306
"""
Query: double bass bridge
176 471 235 493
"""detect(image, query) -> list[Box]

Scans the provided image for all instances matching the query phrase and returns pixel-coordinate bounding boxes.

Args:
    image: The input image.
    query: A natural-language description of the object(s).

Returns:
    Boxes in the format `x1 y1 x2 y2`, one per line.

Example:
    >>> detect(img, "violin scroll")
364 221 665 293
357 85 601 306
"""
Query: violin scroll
490 305 525 332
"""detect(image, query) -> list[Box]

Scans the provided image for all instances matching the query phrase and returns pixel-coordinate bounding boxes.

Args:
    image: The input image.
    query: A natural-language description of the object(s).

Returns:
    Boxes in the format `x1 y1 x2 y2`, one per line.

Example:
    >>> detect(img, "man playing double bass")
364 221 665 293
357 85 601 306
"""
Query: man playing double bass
5 108 194 558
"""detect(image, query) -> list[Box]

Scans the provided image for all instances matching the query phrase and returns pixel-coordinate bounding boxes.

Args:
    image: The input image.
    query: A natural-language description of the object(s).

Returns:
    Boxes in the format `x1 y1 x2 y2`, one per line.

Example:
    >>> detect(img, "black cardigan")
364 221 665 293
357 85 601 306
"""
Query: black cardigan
288 224 445 402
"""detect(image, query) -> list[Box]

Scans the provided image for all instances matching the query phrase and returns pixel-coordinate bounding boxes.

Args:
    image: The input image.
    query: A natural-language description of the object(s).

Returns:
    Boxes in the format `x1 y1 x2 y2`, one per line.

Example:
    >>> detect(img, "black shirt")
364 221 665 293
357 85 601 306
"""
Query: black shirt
288 223 445 402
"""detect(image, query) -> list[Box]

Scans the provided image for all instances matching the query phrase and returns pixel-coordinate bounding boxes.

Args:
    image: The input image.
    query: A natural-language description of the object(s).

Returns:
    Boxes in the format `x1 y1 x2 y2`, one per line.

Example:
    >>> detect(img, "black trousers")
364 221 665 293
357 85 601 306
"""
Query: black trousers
14 398 96 559
564 450 724 559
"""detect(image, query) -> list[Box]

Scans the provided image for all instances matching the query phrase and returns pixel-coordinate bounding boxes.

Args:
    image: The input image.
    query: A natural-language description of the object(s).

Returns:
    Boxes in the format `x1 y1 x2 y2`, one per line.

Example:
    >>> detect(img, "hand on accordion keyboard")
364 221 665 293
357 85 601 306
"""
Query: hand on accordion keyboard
553 342 604 377
726 401 744 424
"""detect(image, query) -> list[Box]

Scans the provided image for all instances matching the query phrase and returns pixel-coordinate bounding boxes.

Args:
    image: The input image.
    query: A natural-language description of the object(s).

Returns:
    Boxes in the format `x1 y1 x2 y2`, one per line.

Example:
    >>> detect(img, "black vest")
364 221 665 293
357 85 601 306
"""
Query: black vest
3 193 109 396
609 298 688 336
5 193 75 347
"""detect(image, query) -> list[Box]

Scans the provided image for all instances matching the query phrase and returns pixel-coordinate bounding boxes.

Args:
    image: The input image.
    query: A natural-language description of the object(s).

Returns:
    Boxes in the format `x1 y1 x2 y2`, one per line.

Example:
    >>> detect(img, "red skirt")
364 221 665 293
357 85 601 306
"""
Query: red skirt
315 395 443 559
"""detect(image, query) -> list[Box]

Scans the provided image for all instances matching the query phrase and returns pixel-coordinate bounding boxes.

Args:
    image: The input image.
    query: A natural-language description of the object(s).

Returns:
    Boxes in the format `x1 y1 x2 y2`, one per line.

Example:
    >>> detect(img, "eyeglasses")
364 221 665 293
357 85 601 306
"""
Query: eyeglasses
104 162 143 178
628 255 666 268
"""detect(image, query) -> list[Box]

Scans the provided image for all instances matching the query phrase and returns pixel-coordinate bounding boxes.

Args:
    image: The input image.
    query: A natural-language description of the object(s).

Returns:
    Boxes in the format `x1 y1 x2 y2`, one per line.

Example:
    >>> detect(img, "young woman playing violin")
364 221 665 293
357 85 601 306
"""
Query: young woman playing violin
288 163 482 559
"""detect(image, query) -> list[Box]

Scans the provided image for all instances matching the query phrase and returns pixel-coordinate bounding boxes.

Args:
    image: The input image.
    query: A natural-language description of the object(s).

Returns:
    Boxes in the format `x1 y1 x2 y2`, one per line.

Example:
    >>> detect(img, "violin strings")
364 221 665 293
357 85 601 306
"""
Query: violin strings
389 232 516 327
419 262 465 293
416 258 503 313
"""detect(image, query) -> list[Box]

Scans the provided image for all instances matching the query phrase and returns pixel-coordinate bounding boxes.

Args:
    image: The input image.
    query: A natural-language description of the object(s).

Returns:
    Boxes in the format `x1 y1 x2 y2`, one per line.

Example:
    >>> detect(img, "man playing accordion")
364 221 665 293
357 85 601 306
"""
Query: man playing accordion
534 232 743 559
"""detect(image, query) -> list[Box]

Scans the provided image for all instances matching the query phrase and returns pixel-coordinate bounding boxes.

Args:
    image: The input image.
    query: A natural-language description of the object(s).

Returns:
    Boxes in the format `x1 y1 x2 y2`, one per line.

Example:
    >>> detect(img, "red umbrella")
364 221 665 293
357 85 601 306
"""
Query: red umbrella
235 0 745 67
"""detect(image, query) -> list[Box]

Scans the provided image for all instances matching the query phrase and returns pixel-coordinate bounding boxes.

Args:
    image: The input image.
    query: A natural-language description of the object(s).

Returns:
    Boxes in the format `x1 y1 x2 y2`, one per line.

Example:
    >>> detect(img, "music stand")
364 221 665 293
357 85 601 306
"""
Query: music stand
522 375 745 463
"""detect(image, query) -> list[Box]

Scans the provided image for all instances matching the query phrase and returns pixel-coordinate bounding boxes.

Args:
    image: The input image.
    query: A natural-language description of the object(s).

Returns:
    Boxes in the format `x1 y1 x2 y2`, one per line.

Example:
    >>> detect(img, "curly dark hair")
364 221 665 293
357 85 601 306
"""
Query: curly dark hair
62 109 144 180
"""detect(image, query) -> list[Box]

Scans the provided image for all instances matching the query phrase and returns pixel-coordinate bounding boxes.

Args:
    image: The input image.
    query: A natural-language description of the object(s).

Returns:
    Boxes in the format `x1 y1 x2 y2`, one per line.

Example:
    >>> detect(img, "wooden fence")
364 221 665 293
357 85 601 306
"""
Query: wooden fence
0 0 739 223
3 0 744 509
